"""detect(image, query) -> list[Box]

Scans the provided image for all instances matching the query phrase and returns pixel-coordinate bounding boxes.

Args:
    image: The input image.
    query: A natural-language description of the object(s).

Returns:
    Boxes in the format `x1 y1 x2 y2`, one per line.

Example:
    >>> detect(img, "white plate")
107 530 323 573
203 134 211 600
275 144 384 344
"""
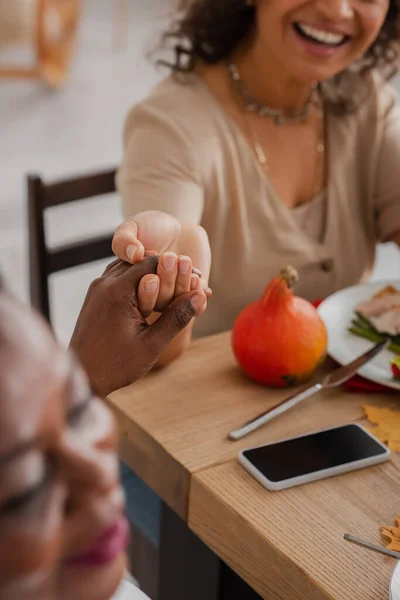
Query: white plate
391 561 400 600
317 281 400 391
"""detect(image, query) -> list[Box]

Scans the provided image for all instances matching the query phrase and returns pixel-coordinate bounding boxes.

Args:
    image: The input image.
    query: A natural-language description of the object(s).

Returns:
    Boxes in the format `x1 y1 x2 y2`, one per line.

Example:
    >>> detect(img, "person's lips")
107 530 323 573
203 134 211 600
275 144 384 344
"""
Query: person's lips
64 515 129 568
294 21 351 44
292 21 351 57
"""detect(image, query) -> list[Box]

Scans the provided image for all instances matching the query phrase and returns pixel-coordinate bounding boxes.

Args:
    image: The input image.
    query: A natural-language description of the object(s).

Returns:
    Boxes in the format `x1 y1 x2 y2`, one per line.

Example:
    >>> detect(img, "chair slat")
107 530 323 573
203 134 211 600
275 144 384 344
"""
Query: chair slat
47 234 114 273
43 169 117 208
28 168 117 324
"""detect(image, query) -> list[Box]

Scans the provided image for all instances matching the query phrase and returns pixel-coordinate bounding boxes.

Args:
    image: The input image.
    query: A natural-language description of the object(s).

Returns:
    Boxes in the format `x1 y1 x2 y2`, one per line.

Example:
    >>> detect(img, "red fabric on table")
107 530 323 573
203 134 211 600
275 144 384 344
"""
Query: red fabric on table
313 299 395 393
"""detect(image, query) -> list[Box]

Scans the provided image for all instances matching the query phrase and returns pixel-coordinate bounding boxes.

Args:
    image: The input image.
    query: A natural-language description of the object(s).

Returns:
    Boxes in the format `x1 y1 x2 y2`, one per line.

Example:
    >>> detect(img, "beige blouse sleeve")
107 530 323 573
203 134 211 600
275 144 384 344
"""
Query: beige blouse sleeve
116 103 204 225
374 84 400 242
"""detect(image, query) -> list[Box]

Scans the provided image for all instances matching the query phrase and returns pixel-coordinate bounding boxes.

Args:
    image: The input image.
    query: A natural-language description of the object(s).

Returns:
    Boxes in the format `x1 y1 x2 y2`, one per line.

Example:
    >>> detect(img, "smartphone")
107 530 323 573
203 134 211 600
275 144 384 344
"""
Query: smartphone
238 423 390 491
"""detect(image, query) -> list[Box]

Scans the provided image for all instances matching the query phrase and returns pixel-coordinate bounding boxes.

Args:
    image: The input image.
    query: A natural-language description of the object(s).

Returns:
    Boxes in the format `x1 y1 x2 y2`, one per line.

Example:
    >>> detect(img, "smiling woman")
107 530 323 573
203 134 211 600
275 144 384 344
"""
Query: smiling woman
115 0 400 344
0 293 130 600
0 250 209 598
0 258 209 600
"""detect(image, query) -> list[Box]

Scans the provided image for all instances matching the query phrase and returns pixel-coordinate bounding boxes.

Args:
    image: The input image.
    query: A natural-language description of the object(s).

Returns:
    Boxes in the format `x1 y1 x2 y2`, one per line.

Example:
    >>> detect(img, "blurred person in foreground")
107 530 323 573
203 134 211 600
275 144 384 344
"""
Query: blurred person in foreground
0 256 208 600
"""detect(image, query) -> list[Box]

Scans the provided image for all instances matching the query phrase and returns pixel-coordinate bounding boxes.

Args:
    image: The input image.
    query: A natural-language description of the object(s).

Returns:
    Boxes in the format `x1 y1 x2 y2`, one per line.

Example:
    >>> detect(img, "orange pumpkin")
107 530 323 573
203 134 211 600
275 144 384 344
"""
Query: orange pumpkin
232 266 328 387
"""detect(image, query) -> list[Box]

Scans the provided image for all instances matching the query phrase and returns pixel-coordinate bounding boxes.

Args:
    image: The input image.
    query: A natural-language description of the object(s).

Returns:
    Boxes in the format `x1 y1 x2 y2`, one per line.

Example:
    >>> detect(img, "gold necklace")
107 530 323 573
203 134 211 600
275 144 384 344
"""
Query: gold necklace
245 102 326 201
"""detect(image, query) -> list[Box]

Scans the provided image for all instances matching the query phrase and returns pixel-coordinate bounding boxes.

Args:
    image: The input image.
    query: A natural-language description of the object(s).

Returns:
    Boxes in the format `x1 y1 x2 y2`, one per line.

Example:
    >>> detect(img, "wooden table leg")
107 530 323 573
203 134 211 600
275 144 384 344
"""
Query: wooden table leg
220 564 263 600
158 502 262 600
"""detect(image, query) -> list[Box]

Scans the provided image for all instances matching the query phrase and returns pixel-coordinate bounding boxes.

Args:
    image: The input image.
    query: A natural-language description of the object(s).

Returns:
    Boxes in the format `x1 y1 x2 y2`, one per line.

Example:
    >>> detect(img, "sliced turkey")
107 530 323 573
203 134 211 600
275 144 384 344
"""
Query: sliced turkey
355 289 400 335
356 293 400 317
368 309 400 336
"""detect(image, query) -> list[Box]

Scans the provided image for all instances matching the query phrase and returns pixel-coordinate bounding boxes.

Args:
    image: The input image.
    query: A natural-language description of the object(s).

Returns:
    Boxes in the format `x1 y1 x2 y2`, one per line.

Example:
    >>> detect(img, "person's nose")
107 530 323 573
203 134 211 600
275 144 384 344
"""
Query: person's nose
315 0 354 21
58 400 119 497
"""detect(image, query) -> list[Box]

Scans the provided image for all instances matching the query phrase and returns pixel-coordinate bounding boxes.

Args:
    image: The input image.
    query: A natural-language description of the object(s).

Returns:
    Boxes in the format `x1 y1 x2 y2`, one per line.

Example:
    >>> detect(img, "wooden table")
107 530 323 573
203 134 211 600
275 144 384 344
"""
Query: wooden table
108 331 400 600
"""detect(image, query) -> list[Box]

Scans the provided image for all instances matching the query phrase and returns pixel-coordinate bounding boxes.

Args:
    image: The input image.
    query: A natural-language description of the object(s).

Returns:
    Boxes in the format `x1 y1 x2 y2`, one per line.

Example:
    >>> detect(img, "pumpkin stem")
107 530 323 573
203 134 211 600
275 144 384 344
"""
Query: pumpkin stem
280 266 299 289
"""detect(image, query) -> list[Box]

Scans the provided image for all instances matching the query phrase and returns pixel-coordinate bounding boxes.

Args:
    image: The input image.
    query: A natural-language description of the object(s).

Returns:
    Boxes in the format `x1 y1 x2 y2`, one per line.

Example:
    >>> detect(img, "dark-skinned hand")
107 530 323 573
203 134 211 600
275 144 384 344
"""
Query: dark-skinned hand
70 255 208 397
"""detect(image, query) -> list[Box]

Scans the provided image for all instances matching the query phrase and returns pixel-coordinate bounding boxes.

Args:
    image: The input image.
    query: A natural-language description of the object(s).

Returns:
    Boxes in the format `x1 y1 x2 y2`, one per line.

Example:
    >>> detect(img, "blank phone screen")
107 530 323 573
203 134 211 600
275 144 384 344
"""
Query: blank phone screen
242 425 387 483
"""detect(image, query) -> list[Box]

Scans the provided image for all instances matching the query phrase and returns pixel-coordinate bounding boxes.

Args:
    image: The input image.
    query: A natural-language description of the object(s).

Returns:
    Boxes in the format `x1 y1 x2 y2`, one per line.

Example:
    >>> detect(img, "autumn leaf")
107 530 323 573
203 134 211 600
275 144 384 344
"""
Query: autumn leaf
363 405 400 452
380 516 400 552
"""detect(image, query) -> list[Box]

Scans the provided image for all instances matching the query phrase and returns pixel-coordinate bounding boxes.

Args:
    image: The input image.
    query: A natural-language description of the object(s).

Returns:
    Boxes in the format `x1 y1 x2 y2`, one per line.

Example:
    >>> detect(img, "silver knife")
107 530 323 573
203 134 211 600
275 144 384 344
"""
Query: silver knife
228 338 389 441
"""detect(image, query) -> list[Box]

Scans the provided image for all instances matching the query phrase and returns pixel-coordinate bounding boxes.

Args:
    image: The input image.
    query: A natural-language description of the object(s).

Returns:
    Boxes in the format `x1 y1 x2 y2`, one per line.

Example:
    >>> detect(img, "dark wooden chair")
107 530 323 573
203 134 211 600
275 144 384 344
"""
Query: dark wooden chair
27 168 159 598
27 168 117 323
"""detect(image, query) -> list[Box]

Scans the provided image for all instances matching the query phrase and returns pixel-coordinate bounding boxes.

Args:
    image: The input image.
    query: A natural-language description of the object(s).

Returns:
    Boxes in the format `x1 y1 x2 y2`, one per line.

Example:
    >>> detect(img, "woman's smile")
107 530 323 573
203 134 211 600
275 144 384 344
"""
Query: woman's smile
291 21 351 57
250 0 389 84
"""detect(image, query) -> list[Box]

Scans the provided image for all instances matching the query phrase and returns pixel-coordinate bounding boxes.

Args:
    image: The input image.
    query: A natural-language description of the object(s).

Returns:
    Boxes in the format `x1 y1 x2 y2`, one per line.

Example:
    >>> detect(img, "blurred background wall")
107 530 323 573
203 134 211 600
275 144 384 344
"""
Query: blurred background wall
0 0 170 343
0 0 399 345
0 0 35 48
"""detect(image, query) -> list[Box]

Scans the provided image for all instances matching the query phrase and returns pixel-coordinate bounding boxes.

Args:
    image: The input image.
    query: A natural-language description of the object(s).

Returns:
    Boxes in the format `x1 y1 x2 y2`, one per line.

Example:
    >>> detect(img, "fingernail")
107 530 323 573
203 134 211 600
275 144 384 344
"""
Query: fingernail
178 256 191 275
145 250 158 256
190 274 199 290
126 245 137 263
145 278 158 294
190 293 206 310
162 252 177 272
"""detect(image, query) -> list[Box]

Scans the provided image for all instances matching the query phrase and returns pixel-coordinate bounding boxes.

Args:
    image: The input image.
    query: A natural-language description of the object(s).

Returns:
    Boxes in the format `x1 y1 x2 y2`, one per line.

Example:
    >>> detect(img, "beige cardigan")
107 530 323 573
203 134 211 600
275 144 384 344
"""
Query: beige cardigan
117 72 400 338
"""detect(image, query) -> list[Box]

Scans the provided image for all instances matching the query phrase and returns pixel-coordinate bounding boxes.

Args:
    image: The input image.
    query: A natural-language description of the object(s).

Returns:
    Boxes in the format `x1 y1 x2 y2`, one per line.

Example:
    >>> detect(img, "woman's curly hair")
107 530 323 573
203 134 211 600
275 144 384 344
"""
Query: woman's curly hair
160 0 400 114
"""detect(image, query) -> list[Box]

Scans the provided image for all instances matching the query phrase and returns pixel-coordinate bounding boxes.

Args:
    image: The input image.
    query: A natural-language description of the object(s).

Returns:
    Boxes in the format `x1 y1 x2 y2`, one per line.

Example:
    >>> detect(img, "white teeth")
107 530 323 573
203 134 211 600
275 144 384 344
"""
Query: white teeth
297 23 345 45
